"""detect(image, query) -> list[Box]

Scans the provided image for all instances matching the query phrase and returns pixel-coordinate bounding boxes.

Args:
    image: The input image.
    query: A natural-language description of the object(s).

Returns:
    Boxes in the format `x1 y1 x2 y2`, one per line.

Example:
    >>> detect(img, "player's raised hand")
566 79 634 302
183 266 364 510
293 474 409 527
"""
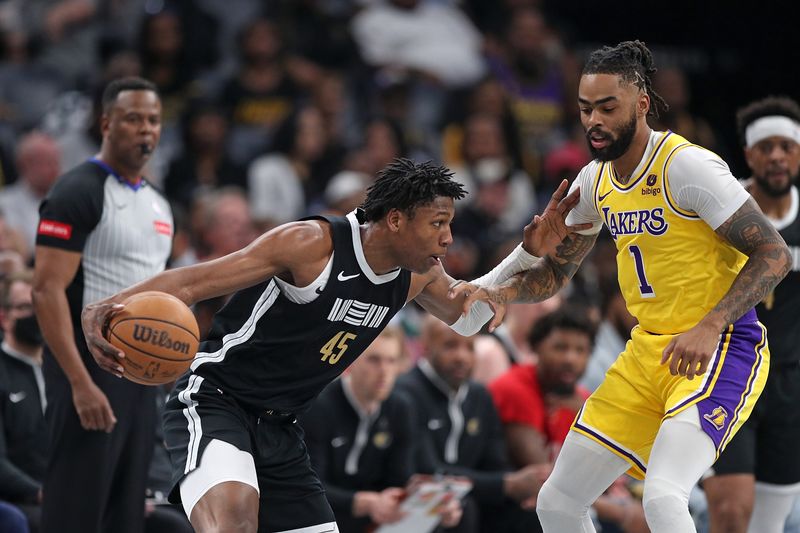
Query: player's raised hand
81 301 126 377
523 179 593 257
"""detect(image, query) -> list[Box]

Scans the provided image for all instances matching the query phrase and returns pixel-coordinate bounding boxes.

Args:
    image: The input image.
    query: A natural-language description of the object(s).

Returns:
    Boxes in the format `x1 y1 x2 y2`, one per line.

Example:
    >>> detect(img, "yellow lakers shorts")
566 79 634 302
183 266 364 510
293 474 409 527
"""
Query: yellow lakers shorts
572 309 769 479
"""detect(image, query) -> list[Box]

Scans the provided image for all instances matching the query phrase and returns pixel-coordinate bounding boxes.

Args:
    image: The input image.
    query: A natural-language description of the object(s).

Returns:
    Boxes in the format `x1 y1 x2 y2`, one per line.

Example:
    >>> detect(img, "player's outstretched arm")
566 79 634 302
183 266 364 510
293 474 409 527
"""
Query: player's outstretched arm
81 220 334 373
411 180 593 330
661 197 791 379
448 231 599 331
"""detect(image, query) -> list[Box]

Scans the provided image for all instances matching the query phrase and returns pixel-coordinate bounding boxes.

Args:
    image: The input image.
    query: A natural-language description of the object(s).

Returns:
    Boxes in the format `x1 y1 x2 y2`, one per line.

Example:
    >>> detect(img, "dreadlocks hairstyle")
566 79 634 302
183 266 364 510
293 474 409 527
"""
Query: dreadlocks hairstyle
583 40 669 119
359 158 466 222
736 96 800 147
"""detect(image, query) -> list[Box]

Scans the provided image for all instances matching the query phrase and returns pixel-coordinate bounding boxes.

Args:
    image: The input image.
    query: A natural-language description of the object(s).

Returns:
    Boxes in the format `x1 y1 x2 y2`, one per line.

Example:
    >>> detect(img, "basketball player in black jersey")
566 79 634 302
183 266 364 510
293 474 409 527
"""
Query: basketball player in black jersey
704 97 800 533
80 158 589 533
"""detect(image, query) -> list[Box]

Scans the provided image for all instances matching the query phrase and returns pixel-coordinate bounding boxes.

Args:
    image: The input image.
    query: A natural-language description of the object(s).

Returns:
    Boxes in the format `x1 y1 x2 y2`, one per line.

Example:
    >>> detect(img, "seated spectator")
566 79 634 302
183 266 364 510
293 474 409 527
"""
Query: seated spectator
0 271 47 532
397 315 546 533
472 295 563 385
195 186 258 262
351 0 486 155
0 132 60 256
490 307 649 533
163 101 247 210
322 170 371 217
489 307 595 467
450 113 536 234
219 17 303 165
303 326 461 533
247 106 328 230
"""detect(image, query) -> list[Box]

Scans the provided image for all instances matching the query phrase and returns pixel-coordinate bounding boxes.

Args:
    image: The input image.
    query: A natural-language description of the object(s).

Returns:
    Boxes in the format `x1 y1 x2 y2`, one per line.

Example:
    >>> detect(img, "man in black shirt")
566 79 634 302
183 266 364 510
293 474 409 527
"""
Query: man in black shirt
81 159 586 532
705 97 800 533
303 326 460 532
397 315 547 533
0 271 46 532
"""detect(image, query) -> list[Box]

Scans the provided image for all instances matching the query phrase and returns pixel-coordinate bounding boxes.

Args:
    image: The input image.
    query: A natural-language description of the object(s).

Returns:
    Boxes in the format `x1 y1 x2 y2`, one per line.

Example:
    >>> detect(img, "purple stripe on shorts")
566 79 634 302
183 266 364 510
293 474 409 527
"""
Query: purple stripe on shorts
664 309 759 418
665 329 729 417
693 309 765 451
573 413 647 474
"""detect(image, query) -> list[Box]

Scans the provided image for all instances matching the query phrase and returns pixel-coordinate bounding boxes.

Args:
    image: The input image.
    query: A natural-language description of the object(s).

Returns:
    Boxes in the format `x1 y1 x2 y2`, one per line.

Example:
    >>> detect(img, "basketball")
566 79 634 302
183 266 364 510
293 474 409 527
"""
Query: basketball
106 291 200 385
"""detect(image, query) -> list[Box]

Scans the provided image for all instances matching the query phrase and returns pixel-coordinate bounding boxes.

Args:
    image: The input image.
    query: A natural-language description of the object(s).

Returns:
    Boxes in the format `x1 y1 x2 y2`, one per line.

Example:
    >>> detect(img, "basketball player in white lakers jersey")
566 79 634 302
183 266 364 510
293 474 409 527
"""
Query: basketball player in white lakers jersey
451 41 792 532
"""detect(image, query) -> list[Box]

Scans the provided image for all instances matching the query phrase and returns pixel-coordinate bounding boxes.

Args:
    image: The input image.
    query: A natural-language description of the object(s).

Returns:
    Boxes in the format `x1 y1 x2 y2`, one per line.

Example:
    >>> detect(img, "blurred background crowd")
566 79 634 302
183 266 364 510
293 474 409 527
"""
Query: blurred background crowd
0 0 797 532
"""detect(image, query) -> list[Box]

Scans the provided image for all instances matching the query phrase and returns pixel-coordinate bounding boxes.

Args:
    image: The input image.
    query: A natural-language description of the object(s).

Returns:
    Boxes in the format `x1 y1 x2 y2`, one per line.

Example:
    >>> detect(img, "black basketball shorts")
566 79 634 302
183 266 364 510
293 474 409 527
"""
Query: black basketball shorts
713 363 800 485
163 372 336 532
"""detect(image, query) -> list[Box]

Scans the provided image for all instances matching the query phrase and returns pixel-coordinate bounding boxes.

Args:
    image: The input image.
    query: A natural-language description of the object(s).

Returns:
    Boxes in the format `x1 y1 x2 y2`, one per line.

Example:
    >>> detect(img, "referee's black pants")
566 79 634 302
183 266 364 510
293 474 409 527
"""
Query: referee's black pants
41 349 156 533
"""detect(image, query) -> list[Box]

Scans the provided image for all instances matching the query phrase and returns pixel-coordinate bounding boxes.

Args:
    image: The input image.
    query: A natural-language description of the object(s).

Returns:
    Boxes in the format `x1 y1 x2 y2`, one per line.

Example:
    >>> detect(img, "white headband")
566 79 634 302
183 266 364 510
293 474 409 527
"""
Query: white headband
745 115 800 148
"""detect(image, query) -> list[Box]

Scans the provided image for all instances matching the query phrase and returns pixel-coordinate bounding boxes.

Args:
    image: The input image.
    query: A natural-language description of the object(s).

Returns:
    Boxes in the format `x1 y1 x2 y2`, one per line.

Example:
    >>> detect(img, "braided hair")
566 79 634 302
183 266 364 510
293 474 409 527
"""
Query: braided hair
583 40 669 118
736 96 800 147
359 158 466 222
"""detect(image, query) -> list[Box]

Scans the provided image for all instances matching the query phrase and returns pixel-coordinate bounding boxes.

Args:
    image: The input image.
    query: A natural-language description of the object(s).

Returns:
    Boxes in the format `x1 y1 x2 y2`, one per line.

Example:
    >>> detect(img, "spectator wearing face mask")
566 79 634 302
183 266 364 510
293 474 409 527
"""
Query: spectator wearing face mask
449 113 536 275
0 270 47 532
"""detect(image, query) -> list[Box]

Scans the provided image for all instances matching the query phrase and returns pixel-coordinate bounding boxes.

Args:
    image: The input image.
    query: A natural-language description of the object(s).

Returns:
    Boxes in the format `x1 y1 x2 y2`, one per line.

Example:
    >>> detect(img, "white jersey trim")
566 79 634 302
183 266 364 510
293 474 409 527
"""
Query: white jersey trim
178 374 205 473
346 211 400 285
566 130 749 232
273 522 338 533
191 280 280 370
274 252 334 304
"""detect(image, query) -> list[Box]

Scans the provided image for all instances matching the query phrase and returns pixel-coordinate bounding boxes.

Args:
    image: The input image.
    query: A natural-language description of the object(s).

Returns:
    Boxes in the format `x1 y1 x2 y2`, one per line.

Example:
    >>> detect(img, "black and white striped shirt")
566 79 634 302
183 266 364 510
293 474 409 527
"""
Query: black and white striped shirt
37 159 173 346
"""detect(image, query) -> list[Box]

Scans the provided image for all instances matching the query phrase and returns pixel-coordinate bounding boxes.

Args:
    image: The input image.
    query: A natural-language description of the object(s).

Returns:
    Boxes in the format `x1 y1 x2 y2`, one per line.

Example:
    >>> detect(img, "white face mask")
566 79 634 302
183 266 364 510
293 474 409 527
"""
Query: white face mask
473 158 509 185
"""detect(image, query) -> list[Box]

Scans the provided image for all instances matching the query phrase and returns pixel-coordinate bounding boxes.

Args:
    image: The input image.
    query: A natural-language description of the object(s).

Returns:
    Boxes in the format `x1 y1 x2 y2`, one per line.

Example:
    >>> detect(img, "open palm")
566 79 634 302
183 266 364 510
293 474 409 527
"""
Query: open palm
522 179 591 257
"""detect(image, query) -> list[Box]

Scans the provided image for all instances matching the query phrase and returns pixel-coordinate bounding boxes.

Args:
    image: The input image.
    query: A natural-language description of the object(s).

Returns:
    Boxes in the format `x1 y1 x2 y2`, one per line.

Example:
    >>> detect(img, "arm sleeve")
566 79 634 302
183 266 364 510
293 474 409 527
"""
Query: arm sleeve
667 147 750 230
564 164 605 235
36 169 104 252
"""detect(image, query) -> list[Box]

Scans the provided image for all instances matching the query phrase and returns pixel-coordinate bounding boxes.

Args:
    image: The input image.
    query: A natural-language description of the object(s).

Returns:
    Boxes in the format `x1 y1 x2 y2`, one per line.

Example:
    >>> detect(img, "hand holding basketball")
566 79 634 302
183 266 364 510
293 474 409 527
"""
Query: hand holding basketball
83 291 199 385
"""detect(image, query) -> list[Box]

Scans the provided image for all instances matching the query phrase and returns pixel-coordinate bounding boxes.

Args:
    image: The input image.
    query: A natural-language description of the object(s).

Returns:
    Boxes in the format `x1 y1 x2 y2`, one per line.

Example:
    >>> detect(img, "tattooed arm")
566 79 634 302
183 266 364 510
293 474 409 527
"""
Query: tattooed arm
708 197 792 327
497 231 599 303
449 231 598 330
661 197 791 379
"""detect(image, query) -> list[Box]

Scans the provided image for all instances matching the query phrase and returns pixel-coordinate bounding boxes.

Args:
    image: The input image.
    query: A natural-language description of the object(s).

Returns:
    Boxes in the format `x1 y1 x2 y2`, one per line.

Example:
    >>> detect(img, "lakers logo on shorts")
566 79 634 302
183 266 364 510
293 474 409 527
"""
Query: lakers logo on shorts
467 418 480 436
703 406 728 430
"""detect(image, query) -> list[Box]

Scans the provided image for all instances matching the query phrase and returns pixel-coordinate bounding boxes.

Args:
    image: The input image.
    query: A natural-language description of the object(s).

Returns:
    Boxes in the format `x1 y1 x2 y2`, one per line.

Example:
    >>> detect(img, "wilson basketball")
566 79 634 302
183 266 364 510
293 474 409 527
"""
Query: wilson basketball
106 291 200 385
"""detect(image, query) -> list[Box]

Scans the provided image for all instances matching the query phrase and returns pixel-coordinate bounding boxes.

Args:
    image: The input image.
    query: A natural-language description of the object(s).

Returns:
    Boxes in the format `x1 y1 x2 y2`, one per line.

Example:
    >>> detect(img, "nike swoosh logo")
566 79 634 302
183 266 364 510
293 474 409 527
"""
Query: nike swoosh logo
8 392 26 403
428 419 443 430
337 271 360 282
331 437 348 448
598 190 613 202
315 285 324 294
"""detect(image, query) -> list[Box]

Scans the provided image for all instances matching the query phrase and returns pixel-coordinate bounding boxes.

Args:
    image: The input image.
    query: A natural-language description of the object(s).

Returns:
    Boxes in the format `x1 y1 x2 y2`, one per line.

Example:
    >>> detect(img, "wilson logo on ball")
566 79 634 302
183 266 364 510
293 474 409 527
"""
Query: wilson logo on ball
132 324 192 354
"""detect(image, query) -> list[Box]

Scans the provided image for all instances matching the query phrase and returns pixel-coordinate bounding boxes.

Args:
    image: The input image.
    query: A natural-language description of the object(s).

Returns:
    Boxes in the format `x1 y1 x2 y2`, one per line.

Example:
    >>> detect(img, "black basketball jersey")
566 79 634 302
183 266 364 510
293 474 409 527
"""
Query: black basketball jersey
192 213 412 413
757 186 800 365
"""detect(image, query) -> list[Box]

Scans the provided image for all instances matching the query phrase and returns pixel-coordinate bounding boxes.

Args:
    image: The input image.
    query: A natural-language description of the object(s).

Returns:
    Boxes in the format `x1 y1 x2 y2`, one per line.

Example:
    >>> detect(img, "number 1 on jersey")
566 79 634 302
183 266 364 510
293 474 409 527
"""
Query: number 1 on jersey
628 244 655 298
320 331 357 365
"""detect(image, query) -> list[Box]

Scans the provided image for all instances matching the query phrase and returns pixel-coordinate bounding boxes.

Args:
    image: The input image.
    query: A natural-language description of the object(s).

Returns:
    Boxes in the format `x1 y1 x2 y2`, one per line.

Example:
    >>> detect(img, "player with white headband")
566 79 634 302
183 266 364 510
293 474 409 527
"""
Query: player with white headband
704 96 800 533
